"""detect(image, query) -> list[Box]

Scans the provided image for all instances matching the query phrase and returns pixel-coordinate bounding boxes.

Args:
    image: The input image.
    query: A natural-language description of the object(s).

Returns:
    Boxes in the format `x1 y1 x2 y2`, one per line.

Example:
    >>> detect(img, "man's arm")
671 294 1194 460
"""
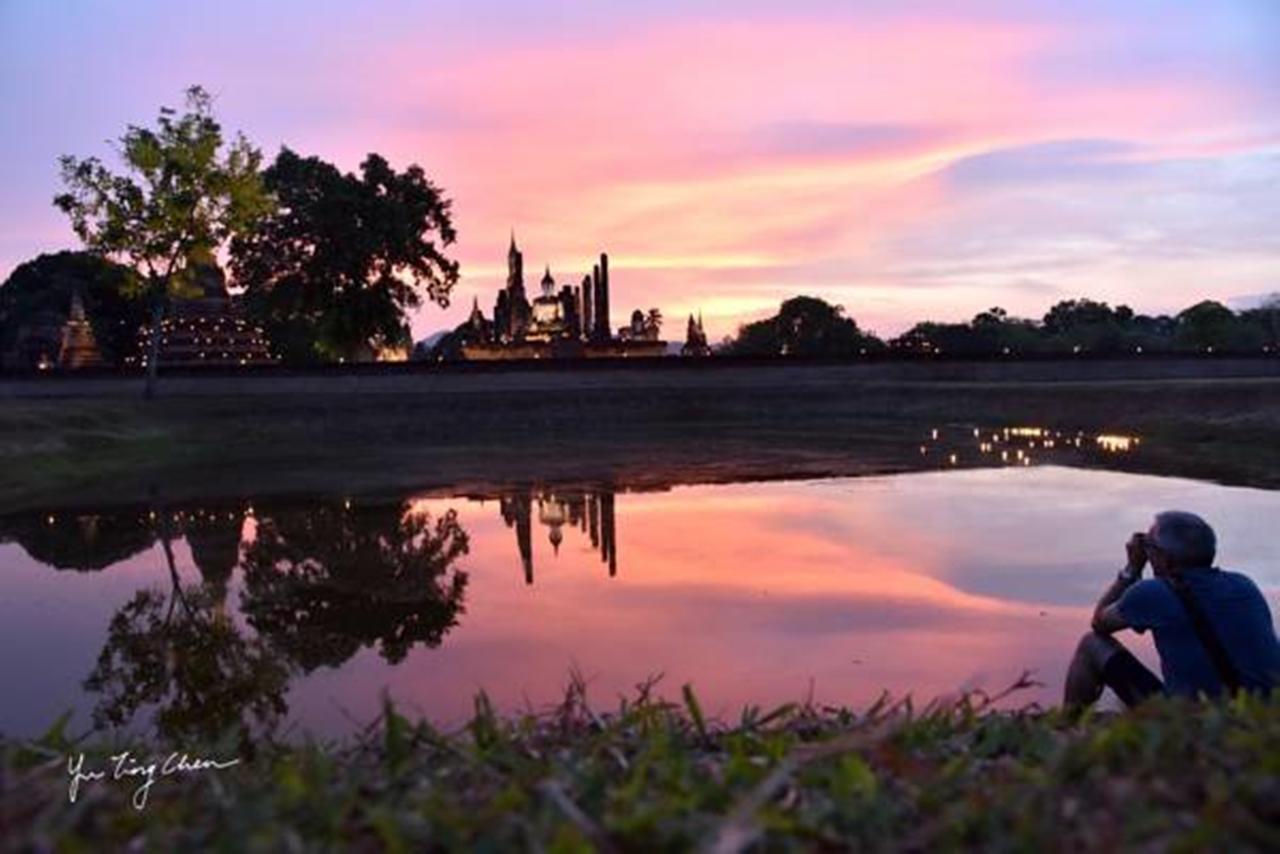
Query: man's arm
1092 575 1136 634
1091 533 1146 635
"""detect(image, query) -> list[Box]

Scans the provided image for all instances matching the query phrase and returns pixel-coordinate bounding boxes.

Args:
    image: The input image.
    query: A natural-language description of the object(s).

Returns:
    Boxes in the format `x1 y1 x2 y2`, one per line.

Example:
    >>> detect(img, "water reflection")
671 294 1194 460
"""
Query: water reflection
922 424 1141 469
1 508 156 571
82 508 289 741
497 488 618 583
240 500 468 672
2 425 1276 742
0 499 469 740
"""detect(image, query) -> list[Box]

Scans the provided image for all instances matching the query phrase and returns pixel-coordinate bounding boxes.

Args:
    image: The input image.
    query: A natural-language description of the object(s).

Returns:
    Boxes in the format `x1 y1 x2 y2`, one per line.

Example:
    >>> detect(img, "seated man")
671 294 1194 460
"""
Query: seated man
1064 510 1279 708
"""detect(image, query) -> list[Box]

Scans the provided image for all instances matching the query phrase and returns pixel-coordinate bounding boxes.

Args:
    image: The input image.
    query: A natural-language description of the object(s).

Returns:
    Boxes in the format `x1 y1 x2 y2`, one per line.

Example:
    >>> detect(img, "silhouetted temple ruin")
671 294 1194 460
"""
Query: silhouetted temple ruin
131 263 275 368
461 235 666 359
682 313 712 357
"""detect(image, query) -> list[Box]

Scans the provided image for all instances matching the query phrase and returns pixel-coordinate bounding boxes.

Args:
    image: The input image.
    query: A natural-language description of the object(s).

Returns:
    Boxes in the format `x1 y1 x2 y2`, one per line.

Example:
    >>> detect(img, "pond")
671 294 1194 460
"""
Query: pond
2 426 1277 741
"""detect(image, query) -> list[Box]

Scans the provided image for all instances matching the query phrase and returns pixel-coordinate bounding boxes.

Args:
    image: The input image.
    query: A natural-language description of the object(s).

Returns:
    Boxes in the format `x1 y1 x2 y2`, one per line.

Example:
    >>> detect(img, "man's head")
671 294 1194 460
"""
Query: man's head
1146 510 1216 573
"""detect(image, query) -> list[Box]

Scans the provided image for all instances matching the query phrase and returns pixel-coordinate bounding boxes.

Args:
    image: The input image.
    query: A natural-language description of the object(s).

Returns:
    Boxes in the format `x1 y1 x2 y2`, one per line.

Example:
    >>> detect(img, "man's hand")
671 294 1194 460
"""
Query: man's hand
1124 532 1148 574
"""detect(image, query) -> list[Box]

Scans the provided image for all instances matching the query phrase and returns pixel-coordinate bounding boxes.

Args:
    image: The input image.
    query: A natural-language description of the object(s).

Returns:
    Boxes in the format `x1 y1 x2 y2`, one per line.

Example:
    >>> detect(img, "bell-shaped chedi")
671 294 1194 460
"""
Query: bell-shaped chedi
58 290 107 368
132 262 276 368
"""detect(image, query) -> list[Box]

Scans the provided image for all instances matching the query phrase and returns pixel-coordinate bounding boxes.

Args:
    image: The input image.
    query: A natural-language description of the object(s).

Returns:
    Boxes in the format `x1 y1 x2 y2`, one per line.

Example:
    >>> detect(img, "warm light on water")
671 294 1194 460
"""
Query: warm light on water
0 465 1277 739
1096 434 1140 452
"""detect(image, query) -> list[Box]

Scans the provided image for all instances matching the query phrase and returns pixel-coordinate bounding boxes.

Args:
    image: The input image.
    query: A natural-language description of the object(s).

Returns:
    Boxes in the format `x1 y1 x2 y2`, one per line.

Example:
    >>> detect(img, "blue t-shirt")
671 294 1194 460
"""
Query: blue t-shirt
1117 568 1280 697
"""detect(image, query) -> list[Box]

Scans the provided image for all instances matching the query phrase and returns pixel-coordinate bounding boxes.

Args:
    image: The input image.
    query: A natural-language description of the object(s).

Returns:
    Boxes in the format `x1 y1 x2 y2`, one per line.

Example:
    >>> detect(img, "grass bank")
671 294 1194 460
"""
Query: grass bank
3 680 1277 851
3 374 1280 512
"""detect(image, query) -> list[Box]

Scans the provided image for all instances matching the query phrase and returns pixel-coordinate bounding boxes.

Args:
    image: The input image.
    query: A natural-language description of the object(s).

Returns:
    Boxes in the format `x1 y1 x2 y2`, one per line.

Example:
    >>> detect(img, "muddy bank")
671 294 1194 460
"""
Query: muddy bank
2 374 1279 512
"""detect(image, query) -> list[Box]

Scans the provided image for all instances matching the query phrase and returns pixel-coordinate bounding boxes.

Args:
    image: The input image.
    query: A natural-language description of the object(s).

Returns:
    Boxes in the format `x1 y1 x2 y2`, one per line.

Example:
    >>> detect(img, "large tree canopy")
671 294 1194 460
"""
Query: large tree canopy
721 296 884 357
54 85 272 395
230 148 459 363
0 251 147 367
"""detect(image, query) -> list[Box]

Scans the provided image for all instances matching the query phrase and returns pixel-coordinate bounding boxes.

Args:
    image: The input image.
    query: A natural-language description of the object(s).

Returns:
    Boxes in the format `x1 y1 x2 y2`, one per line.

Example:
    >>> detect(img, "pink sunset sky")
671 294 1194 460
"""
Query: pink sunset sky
1 0 1278 342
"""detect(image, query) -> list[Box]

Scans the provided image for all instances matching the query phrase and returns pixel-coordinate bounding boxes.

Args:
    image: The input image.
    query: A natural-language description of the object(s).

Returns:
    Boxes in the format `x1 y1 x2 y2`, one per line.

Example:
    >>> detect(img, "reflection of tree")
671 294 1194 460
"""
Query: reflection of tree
0 509 155 571
240 501 469 672
83 514 289 741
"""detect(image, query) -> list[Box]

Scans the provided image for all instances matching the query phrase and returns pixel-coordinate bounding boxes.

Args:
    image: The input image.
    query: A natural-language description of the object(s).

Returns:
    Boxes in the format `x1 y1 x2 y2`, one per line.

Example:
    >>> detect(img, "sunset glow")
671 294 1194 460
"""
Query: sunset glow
2 1 1277 341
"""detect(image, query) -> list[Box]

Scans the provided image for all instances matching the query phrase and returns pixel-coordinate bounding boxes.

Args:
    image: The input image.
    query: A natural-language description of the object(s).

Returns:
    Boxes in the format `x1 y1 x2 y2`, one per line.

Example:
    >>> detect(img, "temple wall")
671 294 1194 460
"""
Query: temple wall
3 356 1278 398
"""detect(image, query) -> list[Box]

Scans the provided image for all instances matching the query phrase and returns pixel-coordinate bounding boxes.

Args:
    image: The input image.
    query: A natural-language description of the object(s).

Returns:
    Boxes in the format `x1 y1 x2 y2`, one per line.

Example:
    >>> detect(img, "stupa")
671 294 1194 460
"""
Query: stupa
57 291 106 368
134 263 275 368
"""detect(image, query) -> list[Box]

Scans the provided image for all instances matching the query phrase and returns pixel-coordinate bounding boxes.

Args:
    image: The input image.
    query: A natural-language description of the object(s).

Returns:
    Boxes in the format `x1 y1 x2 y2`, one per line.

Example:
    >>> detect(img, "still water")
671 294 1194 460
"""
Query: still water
2 453 1278 741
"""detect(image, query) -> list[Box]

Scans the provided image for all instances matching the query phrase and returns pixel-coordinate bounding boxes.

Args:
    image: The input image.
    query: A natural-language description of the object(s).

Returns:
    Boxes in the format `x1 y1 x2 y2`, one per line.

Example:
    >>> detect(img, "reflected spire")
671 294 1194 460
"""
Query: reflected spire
599 491 617 577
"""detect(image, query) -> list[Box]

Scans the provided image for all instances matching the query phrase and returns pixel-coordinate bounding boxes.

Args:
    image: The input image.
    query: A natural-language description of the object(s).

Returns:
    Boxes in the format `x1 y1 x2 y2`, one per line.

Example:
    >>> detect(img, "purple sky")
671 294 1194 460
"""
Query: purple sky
2 0 1277 340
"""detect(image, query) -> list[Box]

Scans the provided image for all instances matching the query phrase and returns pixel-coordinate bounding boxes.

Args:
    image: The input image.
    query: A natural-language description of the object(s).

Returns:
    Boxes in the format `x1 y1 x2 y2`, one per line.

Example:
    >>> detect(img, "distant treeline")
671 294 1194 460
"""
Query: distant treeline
719 295 1280 358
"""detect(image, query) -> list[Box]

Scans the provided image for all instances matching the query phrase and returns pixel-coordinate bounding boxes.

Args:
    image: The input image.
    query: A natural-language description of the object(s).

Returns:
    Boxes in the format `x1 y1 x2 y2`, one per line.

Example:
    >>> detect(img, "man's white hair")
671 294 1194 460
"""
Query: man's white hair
1150 510 1216 567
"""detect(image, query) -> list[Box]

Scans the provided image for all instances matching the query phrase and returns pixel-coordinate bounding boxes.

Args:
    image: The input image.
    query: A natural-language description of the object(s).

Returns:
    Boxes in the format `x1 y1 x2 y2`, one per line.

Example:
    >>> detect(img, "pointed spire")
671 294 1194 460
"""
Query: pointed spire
70 289 87 322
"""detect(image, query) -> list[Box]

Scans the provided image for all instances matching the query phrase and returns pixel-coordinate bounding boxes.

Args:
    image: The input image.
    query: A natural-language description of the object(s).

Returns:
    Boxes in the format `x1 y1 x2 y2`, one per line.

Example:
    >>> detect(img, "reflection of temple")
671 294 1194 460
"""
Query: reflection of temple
131 264 275 368
499 487 618 584
178 506 247 603
461 235 667 360
0 503 243 589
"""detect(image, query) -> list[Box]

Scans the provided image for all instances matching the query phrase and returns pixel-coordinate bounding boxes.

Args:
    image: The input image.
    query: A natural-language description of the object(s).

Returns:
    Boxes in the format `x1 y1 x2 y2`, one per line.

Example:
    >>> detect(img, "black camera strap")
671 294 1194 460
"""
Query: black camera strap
1161 573 1242 695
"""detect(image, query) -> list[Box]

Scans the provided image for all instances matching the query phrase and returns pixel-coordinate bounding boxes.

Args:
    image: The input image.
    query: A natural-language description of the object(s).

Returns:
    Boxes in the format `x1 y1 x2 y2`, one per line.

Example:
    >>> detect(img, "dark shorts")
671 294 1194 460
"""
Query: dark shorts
1102 647 1165 706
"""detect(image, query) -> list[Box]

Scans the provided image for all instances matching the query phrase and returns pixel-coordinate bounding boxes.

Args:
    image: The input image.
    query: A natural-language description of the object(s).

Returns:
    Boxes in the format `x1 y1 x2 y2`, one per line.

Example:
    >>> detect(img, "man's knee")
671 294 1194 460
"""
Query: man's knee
1074 631 1122 670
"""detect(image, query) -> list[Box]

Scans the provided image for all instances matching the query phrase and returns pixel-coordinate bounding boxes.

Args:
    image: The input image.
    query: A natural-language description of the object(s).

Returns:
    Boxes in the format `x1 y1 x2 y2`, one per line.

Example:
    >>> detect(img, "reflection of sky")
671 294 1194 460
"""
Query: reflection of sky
2 1 1278 341
1 467 1278 737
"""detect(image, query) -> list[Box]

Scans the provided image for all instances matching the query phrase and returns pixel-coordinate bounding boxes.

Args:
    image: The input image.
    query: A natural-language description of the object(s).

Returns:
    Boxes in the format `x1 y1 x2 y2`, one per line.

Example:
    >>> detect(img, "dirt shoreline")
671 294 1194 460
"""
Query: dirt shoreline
3 371 1279 513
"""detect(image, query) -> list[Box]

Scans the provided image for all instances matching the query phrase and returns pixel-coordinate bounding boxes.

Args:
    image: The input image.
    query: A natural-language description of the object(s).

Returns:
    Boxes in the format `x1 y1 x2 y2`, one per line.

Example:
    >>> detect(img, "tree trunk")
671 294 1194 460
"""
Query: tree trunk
143 290 164 400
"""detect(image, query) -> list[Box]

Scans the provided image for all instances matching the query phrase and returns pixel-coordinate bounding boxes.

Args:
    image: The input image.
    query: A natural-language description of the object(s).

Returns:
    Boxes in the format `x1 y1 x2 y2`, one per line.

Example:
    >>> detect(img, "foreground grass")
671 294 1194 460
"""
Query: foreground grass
4 679 1278 851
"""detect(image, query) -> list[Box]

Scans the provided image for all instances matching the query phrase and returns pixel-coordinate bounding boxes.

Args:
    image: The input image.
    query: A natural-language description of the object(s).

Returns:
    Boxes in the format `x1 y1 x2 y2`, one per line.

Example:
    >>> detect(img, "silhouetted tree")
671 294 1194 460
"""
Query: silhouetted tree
54 86 272 397
231 148 459 363
645 308 663 337
1175 300 1260 352
1241 294 1280 350
239 501 469 672
0 251 149 368
721 296 883 356
1042 299 1121 335
1038 299 1140 353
